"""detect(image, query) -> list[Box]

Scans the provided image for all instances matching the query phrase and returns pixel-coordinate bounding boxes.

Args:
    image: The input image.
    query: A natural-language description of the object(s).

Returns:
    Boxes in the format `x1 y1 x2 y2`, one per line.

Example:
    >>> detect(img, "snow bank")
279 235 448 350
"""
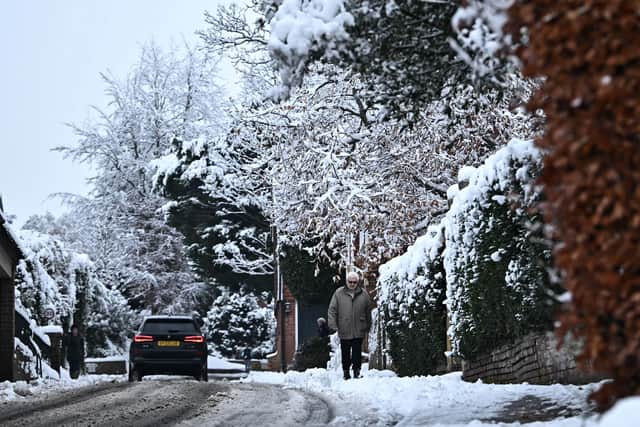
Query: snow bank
243 368 599 426
208 356 246 371
596 397 640 427
0 374 124 402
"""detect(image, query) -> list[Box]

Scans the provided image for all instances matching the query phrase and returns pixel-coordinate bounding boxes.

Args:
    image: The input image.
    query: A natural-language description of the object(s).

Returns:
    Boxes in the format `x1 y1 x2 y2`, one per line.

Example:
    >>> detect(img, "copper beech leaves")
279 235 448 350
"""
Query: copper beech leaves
509 0 640 410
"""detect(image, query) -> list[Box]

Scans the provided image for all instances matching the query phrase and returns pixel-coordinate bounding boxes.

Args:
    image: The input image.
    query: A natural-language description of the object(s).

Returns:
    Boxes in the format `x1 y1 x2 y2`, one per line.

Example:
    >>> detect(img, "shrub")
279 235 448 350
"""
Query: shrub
444 139 560 360
281 244 339 305
293 337 331 371
377 224 447 376
509 1 640 410
204 290 275 358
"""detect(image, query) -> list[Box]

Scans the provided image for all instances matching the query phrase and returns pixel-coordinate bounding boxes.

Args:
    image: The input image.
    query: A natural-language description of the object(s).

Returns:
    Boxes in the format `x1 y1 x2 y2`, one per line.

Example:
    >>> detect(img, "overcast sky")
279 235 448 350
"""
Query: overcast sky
0 0 234 227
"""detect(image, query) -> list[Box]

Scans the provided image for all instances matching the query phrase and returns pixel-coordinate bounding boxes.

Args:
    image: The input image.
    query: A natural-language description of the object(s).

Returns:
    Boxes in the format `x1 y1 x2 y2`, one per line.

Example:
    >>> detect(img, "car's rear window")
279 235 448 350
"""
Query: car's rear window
141 319 198 334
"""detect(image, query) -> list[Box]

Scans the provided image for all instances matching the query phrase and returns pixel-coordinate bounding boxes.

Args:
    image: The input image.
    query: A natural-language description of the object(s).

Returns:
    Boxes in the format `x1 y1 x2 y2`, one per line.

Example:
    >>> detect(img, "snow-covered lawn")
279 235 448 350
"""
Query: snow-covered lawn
241 367 629 426
0 371 124 402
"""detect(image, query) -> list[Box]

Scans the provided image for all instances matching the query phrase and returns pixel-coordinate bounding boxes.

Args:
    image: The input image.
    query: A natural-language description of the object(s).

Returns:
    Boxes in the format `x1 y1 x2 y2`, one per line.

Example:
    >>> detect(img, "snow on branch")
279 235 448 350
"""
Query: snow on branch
268 0 354 99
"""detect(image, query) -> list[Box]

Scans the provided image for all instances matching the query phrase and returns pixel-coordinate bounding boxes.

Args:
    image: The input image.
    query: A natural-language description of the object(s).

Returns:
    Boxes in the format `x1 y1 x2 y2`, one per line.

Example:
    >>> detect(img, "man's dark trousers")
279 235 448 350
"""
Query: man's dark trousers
340 338 363 373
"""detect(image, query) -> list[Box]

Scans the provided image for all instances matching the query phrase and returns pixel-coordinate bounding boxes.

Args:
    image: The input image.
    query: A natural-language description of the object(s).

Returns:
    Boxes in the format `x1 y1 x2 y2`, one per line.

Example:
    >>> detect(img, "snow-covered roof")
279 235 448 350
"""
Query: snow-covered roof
0 209 25 258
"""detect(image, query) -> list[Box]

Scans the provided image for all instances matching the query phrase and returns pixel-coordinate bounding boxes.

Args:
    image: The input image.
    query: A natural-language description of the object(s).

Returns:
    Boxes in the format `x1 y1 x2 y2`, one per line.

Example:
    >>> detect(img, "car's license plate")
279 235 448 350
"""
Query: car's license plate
157 340 181 347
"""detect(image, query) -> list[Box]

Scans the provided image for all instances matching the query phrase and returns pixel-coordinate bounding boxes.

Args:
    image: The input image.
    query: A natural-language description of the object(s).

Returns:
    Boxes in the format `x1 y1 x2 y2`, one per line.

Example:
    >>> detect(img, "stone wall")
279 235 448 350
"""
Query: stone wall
463 332 604 385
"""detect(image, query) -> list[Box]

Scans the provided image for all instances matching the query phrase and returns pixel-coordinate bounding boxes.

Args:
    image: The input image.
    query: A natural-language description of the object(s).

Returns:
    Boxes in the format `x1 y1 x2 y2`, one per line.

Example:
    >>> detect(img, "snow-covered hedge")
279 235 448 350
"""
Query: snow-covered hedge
205 290 275 359
377 139 560 369
377 224 447 376
444 139 559 359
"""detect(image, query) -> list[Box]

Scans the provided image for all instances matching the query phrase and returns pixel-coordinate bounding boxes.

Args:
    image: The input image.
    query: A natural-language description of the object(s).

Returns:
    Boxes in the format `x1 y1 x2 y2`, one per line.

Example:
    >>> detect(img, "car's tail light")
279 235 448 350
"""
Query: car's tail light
134 335 154 343
184 335 204 343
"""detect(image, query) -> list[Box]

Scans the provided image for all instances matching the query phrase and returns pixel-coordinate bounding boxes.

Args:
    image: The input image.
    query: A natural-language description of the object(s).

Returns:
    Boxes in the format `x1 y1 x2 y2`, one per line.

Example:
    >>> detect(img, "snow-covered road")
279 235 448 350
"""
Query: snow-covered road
0 377 332 427
1 370 634 427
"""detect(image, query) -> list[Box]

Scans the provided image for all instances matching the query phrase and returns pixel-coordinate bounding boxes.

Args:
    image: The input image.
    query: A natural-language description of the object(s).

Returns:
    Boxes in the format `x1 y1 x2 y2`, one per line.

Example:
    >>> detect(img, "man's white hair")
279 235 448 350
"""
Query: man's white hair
346 271 360 282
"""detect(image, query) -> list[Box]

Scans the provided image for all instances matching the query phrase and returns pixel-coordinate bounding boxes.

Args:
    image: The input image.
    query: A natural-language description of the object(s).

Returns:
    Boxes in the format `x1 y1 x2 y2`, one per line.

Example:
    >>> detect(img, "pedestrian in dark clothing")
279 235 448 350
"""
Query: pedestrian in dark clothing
64 325 85 379
316 317 334 337
328 271 372 380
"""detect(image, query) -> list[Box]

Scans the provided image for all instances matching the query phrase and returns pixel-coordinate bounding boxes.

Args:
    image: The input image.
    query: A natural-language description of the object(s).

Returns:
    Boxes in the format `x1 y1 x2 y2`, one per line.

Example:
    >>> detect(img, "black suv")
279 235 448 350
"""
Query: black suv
129 315 207 382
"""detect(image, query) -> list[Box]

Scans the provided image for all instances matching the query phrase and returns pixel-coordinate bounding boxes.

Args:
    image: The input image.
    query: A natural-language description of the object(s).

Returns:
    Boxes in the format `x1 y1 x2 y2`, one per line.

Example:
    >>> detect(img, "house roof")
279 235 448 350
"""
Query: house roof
0 210 24 260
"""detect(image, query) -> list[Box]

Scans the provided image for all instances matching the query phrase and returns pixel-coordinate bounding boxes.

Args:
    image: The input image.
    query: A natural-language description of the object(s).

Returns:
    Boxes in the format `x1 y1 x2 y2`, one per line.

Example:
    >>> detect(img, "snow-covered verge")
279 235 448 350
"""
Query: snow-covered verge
0 373 124 402
242 368 602 426
595 397 640 427
208 356 246 371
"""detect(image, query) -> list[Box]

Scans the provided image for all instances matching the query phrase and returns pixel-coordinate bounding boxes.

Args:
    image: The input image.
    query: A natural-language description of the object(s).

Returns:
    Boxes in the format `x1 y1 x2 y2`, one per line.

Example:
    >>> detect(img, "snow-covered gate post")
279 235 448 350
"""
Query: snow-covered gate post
0 202 23 381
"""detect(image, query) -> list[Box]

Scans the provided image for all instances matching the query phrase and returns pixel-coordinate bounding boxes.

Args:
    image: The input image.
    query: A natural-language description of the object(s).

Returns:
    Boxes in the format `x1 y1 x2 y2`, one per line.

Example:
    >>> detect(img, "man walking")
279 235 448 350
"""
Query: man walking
328 271 372 380
63 325 85 379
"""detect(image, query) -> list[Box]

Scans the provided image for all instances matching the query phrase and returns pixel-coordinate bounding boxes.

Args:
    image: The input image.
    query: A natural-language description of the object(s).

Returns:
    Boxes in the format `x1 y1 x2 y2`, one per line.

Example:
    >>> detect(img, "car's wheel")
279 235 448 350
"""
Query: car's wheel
194 363 208 382
202 362 208 382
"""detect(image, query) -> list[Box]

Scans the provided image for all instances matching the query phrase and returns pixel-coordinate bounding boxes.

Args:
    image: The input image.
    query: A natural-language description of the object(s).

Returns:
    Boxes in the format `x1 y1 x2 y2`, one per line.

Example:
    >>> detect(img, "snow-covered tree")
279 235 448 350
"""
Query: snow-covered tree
196 1 539 275
266 0 500 122
152 135 273 283
265 67 539 268
15 226 134 356
15 230 72 326
55 43 224 314
204 289 275 358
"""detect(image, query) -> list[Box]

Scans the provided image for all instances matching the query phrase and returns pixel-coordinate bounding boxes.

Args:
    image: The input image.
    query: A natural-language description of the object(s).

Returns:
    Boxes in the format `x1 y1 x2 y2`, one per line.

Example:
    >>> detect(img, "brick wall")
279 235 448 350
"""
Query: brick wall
268 282 298 371
463 332 604 385
283 284 297 367
0 277 15 381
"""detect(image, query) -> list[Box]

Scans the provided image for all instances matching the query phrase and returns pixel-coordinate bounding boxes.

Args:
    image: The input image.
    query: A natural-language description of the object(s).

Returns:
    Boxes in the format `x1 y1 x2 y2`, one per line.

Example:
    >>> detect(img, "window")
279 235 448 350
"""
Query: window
142 319 198 334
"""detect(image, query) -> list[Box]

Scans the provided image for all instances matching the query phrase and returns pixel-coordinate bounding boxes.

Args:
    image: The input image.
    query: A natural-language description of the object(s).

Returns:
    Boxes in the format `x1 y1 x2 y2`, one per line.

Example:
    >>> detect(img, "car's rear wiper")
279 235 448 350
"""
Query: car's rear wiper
167 329 181 333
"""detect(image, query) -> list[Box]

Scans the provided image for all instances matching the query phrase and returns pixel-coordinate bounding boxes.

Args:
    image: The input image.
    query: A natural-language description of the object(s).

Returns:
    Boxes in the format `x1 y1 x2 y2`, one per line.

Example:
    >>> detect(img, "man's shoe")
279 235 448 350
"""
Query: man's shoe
353 369 361 379
343 371 351 380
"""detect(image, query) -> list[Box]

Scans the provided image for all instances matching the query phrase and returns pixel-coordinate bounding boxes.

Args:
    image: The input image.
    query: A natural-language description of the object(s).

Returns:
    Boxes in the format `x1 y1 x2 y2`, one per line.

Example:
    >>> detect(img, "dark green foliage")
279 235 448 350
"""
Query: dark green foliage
341 0 466 121
293 337 331 371
380 233 448 376
448 151 561 361
280 244 339 305
157 138 272 300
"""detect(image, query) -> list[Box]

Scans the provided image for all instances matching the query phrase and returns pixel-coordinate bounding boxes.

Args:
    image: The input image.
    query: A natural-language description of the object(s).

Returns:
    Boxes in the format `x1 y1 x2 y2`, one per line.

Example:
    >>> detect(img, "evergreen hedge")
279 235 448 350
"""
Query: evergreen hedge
444 139 560 360
378 225 447 376
281 244 339 305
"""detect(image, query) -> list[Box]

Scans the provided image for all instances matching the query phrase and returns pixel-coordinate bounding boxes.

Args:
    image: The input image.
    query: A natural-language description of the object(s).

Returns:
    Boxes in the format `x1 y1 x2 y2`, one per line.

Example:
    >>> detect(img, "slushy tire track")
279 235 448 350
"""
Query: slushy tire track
0 379 229 427
0 379 335 427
